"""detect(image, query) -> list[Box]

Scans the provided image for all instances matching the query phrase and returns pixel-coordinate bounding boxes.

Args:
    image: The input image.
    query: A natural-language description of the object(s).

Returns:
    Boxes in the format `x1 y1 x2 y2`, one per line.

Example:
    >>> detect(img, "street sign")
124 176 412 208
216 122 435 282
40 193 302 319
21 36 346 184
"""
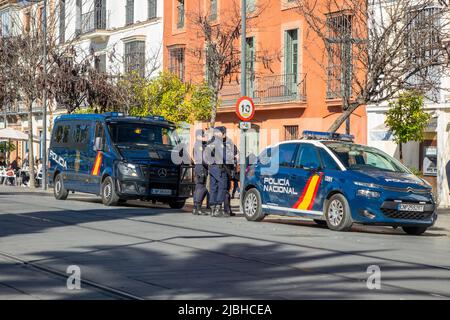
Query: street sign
239 122 251 130
236 96 255 121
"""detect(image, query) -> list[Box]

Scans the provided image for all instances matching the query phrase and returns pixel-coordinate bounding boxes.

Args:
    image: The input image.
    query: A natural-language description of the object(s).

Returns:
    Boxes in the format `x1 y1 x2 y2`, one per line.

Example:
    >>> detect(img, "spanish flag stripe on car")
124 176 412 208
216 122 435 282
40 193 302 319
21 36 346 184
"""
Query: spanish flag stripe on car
91 152 103 176
293 173 323 211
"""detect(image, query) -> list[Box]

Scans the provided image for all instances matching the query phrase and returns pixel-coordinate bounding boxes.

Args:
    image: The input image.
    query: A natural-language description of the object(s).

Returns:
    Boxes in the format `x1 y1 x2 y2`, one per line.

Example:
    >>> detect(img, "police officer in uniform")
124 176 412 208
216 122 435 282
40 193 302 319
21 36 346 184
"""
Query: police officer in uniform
223 144 238 216
207 126 231 218
192 129 210 215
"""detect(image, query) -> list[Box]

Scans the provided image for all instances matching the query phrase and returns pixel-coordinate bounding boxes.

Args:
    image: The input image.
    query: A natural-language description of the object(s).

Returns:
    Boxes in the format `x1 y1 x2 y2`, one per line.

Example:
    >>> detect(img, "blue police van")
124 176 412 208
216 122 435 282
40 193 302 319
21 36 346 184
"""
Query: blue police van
242 131 437 235
48 113 193 208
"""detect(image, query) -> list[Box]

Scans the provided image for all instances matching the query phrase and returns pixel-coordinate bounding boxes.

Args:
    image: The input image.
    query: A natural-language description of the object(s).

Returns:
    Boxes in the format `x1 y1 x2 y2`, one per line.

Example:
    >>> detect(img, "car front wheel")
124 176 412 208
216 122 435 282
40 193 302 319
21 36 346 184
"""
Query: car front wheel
325 194 353 231
101 176 120 206
402 226 428 235
243 188 265 222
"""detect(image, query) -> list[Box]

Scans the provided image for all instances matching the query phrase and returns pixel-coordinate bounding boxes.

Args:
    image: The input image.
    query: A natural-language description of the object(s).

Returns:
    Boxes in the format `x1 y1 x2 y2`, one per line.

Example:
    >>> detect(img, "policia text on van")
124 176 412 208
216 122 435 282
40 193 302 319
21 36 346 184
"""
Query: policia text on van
48 113 193 208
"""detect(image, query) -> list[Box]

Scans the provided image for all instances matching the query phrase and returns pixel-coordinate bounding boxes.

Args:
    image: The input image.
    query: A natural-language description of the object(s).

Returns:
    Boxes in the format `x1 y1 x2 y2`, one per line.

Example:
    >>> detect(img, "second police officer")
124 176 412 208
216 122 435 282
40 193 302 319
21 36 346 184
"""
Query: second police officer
206 126 236 218
192 129 210 215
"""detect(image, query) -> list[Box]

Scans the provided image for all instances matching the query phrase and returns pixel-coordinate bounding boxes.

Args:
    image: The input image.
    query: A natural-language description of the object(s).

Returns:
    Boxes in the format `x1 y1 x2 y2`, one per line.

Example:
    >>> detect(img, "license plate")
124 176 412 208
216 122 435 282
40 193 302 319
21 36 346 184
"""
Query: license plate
398 203 424 212
151 189 173 196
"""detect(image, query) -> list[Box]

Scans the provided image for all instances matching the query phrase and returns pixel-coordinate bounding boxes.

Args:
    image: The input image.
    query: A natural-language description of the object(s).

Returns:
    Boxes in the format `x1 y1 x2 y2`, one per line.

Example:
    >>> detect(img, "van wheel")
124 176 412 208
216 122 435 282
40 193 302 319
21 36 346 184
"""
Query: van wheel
325 194 353 231
169 200 186 209
54 174 69 200
243 188 265 222
402 226 428 235
101 176 120 206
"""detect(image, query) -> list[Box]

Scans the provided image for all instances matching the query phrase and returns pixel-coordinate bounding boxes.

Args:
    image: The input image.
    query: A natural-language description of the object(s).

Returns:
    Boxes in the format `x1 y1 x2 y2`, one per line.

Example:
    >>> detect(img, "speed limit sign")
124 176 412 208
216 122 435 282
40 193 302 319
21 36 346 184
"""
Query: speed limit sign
235 96 255 121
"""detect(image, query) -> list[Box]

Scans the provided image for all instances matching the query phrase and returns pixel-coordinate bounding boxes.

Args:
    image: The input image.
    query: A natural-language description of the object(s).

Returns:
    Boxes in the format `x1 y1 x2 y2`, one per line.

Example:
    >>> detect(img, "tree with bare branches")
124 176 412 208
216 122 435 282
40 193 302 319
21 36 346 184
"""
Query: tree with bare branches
295 0 450 132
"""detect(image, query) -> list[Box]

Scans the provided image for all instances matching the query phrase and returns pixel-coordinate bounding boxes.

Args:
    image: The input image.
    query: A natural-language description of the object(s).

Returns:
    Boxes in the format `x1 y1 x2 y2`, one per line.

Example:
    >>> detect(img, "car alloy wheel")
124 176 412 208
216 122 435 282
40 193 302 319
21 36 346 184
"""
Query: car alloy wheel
244 192 258 217
328 199 344 226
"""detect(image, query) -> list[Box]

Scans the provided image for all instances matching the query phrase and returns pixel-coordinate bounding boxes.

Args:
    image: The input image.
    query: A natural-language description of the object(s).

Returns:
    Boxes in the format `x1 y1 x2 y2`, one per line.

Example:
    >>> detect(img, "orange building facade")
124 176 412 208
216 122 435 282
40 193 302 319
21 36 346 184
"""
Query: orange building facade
163 0 367 154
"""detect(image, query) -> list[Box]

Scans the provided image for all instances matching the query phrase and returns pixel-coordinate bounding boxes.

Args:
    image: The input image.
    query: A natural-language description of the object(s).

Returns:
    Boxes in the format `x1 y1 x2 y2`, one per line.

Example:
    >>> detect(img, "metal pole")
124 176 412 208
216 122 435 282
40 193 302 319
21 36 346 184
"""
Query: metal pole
344 35 351 135
42 0 48 190
239 0 247 213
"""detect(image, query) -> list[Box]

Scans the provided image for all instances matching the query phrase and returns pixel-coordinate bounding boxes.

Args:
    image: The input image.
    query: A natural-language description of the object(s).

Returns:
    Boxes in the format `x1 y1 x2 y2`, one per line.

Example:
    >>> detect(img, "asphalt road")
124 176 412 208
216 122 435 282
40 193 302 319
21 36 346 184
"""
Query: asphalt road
1 186 450 300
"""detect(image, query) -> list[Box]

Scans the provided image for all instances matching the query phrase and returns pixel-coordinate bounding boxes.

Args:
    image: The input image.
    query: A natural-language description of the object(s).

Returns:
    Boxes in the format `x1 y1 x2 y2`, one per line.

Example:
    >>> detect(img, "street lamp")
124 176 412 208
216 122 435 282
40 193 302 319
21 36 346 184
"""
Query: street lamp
42 0 48 190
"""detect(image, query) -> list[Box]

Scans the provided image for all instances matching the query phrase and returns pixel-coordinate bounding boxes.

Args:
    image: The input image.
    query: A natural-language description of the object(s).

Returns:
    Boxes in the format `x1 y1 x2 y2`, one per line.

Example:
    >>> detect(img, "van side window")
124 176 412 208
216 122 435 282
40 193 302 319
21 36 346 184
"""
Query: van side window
74 124 89 144
54 124 71 145
94 122 106 150
318 148 340 170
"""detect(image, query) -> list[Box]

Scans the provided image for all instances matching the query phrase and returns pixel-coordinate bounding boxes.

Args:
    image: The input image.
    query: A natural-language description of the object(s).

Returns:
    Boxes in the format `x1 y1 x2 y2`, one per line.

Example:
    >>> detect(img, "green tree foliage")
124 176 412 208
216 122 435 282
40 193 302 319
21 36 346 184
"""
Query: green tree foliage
0 141 16 154
385 91 431 161
129 72 212 124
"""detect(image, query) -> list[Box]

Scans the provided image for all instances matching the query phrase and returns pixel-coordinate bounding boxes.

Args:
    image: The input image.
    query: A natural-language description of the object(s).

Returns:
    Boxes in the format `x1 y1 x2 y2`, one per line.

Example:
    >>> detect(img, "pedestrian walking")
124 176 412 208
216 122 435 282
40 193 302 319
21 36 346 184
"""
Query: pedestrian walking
192 129 210 215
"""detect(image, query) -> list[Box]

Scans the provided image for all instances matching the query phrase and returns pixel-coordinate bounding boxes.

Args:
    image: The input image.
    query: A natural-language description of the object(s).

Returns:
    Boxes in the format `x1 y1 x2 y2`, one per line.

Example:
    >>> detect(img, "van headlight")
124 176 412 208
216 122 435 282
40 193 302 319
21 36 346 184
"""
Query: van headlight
357 189 381 198
118 162 140 177
354 181 381 189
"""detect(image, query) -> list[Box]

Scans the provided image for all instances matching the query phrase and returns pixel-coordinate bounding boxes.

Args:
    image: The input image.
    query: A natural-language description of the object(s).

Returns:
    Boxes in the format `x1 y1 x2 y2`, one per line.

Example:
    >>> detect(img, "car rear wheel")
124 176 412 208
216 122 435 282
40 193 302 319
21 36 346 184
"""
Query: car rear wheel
169 199 186 209
325 194 353 231
243 188 265 222
402 226 428 235
101 176 120 206
54 174 69 200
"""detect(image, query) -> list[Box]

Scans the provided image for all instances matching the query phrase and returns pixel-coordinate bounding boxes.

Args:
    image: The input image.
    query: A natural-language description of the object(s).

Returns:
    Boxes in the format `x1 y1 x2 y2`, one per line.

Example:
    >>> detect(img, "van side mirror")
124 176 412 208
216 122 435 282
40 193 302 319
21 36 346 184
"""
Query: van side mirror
94 137 103 151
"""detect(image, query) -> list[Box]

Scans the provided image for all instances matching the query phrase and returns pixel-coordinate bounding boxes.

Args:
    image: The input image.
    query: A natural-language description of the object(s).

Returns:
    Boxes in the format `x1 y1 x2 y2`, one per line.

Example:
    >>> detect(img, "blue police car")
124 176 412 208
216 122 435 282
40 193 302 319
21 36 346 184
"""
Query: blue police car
48 113 193 208
242 131 437 235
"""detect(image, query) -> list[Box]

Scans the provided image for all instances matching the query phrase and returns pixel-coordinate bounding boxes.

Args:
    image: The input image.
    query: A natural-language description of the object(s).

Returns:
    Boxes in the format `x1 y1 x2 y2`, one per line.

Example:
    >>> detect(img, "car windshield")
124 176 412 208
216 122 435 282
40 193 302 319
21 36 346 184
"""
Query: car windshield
108 122 178 147
323 142 411 173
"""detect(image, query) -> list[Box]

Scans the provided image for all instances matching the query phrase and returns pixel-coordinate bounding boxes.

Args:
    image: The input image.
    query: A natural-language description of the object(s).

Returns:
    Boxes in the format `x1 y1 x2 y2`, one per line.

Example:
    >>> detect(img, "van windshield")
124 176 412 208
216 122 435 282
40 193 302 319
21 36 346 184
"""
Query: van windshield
323 142 411 173
108 122 178 147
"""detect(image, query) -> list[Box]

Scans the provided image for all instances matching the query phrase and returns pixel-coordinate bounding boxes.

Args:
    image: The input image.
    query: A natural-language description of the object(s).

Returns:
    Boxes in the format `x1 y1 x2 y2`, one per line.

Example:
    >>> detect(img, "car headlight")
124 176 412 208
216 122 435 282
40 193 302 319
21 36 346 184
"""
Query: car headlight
354 181 381 189
357 189 381 198
118 162 140 177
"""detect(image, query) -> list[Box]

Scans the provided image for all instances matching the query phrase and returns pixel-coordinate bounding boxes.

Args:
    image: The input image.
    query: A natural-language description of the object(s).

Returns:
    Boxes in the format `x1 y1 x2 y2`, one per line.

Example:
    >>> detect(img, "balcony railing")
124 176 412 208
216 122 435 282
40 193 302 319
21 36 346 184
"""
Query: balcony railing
220 73 307 107
80 9 110 35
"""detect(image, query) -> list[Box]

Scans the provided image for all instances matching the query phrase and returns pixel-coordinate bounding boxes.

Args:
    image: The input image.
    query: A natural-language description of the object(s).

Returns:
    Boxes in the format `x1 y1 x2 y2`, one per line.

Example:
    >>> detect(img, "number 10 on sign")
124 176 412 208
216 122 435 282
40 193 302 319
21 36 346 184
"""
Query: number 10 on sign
236 96 255 121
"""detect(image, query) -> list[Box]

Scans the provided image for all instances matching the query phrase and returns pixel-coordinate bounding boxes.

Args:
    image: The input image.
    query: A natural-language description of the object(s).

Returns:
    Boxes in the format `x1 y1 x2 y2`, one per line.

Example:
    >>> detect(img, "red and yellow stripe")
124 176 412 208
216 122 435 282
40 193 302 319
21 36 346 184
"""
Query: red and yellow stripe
91 152 103 176
292 173 323 211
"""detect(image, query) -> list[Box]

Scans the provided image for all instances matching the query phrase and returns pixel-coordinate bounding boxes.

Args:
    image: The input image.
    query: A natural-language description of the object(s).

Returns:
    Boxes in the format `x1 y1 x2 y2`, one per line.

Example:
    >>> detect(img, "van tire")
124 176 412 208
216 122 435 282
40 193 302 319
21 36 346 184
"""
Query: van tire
54 174 69 200
169 200 186 209
402 226 428 235
243 188 265 222
325 194 353 231
101 176 120 206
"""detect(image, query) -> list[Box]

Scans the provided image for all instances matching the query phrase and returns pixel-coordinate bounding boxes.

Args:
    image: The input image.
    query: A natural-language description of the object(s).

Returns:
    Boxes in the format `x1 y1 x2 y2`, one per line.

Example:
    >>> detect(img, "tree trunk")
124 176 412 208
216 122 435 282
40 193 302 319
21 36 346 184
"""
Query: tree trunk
327 103 361 133
209 88 220 128
399 142 403 163
27 104 36 188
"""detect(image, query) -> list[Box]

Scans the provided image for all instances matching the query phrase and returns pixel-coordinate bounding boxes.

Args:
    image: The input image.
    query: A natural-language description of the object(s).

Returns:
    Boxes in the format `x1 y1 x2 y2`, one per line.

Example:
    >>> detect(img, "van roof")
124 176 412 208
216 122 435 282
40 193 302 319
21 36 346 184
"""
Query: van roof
55 113 175 126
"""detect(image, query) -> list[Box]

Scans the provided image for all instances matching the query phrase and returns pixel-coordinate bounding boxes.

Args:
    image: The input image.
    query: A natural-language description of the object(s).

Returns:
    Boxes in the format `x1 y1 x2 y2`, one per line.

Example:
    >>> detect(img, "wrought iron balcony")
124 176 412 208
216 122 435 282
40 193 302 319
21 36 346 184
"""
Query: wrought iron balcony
80 9 110 35
220 73 307 107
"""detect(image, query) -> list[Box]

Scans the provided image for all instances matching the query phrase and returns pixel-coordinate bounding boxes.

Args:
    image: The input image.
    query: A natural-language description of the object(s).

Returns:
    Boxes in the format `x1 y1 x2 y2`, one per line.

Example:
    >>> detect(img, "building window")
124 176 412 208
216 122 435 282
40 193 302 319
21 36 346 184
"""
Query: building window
95 54 107 73
75 0 82 36
177 0 185 29
246 37 255 96
169 47 185 82
285 29 299 93
126 0 134 26
59 0 65 44
148 0 157 20
326 13 352 99
209 0 217 21
406 7 442 101
124 41 145 78
248 0 256 12
284 125 298 141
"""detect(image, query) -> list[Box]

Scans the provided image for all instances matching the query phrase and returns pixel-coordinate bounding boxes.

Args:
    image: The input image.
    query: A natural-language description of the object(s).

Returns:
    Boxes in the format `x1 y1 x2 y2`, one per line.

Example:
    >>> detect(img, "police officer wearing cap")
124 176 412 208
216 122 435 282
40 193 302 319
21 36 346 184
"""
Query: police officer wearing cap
192 129 210 215
206 126 233 217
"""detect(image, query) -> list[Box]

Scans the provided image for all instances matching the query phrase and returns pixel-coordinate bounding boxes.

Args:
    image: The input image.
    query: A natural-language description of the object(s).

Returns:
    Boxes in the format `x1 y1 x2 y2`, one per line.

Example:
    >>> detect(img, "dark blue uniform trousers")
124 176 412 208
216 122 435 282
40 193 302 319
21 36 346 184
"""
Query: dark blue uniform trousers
209 165 229 206
193 165 209 207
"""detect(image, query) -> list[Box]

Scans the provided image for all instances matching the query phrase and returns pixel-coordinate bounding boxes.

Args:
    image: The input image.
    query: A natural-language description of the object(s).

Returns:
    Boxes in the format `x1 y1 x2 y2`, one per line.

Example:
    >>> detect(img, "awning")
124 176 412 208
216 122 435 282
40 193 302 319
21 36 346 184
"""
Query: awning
0 128 29 141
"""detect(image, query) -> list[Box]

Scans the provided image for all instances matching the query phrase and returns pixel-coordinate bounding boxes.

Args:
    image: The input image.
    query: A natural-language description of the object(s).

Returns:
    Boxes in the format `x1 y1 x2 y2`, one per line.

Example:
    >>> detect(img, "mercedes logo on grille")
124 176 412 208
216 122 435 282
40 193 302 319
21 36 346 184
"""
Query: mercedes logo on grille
158 168 168 178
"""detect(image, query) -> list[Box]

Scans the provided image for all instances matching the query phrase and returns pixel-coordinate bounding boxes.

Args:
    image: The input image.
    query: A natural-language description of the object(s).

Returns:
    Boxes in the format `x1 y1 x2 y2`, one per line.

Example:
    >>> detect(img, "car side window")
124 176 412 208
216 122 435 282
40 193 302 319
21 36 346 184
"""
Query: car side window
318 148 340 170
296 144 321 169
277 143 298 168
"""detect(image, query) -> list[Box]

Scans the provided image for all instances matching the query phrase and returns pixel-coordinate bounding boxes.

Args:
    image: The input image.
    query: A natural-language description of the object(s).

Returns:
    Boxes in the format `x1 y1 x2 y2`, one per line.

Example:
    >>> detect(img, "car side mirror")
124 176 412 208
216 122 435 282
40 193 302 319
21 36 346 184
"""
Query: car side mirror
94 137 103 151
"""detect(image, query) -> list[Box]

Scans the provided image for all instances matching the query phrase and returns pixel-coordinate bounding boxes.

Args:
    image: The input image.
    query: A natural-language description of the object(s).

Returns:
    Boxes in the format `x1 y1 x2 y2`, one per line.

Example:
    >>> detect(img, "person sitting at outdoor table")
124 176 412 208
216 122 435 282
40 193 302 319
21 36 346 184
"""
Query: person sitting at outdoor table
0 156 5 167
6 156 21 186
